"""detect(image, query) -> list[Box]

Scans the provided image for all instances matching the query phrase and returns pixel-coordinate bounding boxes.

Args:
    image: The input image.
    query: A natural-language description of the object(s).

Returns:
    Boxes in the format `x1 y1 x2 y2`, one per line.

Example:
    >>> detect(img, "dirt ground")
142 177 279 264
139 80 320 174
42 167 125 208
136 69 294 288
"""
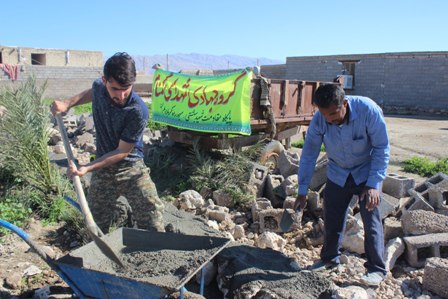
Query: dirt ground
0 114 447 298
385 115 448 184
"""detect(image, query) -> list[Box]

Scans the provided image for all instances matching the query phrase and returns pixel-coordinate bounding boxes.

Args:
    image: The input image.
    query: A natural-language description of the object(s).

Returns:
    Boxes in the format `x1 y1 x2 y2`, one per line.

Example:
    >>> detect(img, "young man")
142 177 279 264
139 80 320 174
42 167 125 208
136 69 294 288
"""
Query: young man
51 52 164 233
294 84 389 287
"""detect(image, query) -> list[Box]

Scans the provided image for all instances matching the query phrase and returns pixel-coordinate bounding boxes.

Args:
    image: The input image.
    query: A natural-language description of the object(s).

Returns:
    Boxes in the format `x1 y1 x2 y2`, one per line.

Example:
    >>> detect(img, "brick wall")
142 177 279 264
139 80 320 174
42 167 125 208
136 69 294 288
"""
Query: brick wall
0 65 102 99
284 52 448 114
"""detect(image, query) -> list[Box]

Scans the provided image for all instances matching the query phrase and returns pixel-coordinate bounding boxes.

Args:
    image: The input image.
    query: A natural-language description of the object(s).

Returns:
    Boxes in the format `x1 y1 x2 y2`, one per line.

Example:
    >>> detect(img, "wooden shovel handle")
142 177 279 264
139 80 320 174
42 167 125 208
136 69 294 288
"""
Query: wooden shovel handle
55 114 99 234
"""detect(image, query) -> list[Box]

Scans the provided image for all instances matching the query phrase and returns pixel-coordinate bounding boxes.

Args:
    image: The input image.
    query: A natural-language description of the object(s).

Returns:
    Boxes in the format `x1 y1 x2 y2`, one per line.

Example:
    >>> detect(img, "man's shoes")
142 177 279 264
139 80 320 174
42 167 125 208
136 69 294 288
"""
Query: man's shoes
308 260 339 272
360 272 385 287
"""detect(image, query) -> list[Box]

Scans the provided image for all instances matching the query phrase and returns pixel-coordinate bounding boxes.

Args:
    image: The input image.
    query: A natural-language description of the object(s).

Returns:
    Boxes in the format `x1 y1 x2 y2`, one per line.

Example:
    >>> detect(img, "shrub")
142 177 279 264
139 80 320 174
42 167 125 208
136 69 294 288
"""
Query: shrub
73 103 92 115
402 156 448 177
0 197 32 235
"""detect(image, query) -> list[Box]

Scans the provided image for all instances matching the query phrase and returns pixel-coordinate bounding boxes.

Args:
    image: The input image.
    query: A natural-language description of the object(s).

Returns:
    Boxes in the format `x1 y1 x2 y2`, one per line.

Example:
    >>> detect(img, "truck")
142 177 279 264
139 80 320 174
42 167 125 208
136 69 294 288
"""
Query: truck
143 68 340 150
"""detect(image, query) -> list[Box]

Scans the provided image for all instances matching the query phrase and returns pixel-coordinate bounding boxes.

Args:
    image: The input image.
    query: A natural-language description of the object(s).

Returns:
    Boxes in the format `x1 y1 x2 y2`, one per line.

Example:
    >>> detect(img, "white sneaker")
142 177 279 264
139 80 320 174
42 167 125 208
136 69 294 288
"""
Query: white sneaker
360 272 385 287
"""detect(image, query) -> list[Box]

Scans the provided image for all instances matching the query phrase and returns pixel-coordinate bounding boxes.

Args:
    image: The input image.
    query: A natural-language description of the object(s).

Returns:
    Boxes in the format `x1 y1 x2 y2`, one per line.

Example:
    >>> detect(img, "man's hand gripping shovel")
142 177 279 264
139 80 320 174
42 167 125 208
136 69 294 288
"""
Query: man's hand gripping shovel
55 114 124 268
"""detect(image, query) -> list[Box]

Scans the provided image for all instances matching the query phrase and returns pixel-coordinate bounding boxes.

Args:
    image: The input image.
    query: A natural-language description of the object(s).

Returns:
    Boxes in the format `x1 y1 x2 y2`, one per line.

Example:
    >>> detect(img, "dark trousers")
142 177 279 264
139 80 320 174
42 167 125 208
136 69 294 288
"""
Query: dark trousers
321 174 386 275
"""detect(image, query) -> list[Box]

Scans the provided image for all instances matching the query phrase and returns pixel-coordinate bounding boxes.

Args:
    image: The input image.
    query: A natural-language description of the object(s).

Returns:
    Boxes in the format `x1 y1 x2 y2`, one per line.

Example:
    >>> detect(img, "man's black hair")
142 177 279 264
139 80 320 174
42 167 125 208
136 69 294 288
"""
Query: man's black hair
103 52 136 86
313 84 345 108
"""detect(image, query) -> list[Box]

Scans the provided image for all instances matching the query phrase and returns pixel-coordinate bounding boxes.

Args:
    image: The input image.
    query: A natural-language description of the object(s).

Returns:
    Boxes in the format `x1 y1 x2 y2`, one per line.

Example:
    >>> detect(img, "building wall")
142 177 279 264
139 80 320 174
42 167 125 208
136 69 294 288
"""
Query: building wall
284 52 448 113
0 45 103 67
0 66 102 99
260 64 287 79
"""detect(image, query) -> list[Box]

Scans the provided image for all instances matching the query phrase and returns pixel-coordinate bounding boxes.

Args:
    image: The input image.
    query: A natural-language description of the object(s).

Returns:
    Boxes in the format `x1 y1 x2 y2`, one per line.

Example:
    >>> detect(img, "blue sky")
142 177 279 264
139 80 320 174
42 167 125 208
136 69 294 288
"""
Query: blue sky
1 0 446 62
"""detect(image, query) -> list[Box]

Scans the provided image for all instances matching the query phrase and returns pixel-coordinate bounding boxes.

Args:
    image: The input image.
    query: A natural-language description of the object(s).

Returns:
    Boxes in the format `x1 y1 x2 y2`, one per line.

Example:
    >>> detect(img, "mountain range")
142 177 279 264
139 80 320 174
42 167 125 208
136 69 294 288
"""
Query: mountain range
132 53 284 74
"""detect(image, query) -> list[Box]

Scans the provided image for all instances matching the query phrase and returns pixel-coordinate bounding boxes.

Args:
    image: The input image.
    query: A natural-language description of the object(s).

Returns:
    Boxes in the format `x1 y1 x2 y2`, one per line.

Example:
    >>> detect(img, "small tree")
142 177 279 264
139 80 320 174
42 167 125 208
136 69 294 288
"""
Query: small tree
0 77 70 218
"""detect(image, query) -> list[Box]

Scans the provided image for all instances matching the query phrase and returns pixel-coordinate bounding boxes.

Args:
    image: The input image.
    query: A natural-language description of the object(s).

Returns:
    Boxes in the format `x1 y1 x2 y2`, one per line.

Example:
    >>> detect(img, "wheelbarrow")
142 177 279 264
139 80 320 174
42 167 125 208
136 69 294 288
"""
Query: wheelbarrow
0 219 230 298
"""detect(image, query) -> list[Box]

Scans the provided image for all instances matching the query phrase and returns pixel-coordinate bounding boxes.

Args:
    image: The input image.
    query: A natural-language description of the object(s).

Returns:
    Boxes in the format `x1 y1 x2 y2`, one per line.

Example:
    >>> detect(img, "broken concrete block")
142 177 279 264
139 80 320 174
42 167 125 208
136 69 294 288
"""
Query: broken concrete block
342 215 365 254
401 210 448 236
256 231 287 251
281 174 298 196
380 193 400 219
251 198 273 222
258 208 300 233
382 173 415 198
177 190 205 211
206 207 231 223
213 189 234 208
423 257 448 298
264 174 285 208
259 208 284 233
333 286 369 299
428 183 448 209
231 225 245 240
384 217 404 242
277 150 299 178
384 237 405 272
403 232 448 268
282 196 296 209
248 162 269 198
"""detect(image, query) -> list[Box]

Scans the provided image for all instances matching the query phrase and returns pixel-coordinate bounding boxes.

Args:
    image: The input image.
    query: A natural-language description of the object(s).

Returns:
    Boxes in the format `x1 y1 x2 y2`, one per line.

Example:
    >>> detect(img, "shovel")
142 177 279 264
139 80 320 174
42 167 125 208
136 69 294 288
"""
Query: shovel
279 207 302 233
55 114 124 268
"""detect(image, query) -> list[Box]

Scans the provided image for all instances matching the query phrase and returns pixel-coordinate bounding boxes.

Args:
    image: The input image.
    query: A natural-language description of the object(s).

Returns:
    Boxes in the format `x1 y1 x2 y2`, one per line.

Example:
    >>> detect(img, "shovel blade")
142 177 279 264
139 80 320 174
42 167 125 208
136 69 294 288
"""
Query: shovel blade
280 209 294 232
88 231 125 268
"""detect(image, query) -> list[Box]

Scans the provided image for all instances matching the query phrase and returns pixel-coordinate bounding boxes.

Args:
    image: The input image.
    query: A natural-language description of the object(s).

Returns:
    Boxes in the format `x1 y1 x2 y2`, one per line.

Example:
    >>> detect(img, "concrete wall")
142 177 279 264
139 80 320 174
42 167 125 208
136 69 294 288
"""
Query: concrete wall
0 45 102 67
284 52 448 114
260 64 287 79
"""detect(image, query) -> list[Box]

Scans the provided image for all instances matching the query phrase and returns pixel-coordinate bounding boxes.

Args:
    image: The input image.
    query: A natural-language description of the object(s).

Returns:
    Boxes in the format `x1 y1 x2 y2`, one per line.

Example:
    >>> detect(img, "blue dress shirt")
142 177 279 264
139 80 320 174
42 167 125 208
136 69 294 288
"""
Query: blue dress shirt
298 96 390 195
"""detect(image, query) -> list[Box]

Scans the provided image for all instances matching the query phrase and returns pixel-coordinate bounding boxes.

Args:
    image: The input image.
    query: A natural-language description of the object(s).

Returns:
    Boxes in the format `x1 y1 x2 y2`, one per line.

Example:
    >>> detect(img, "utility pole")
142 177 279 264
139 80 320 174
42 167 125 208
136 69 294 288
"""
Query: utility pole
227 60 229 69
166 54 169 71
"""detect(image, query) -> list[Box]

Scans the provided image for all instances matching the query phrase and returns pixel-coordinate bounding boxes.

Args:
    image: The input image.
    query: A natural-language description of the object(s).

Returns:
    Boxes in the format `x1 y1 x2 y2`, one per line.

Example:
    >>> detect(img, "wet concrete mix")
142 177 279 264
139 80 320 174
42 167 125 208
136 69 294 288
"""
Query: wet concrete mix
110 247 216 288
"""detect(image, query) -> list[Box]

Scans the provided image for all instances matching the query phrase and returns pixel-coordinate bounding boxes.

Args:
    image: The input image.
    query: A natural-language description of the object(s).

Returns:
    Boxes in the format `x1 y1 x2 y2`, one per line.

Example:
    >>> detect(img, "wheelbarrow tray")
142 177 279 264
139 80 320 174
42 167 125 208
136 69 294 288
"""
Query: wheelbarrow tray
55 227 230 299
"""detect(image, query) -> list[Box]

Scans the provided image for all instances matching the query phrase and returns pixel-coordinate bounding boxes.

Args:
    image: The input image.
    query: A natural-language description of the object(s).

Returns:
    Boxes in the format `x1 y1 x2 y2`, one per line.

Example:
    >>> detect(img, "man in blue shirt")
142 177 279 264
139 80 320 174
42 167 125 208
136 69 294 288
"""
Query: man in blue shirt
293 84 389 287
51 52 164 233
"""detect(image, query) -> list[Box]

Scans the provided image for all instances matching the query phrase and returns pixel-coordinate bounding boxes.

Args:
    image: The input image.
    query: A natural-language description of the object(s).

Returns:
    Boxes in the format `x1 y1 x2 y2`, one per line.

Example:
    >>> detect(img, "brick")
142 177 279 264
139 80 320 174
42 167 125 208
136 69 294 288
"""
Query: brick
403 233 448 268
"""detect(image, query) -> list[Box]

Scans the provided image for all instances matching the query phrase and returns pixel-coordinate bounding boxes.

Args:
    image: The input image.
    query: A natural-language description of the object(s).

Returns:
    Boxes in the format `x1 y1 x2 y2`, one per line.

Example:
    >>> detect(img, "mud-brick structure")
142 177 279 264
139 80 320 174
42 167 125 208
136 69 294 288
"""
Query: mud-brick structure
0 45 103 99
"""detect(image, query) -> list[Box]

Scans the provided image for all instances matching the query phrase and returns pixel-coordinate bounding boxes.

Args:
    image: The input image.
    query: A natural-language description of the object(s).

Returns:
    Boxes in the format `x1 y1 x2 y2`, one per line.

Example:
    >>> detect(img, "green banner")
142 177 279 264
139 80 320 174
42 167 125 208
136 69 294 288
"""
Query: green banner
151 69 252 135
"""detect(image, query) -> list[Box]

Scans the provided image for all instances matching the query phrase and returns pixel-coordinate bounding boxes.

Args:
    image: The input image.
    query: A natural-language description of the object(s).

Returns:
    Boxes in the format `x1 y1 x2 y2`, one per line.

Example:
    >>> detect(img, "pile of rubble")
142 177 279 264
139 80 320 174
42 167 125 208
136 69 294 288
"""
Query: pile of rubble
46 114 448 298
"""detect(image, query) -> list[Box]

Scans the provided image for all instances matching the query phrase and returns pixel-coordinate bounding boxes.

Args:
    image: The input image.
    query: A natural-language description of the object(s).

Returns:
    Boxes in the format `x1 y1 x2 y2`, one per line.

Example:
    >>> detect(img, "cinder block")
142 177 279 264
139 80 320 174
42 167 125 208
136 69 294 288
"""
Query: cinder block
423 257 448 298
258 208 301 233
397 190 434 218
264 174 285 208
409 172 448 209
403 233 448 267
248 163 269 198
258 208 284 233
251 198 272 222
428 182 448 209
382 173 415 198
